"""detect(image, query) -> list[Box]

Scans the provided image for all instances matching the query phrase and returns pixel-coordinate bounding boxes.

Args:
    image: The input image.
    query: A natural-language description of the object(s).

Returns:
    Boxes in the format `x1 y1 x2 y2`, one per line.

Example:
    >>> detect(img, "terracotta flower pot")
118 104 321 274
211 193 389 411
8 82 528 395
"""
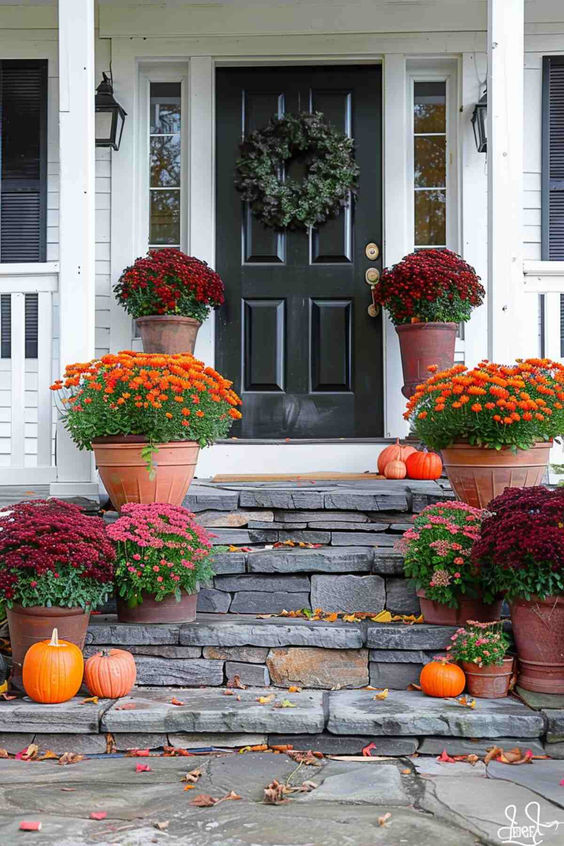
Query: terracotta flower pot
136 315 201 355
462 656 514 699
417 589 503 626
509 595 564 693
117 591 197 624
441 441 551 509
7 604 90 690
93 437 200 510
395 322 457 398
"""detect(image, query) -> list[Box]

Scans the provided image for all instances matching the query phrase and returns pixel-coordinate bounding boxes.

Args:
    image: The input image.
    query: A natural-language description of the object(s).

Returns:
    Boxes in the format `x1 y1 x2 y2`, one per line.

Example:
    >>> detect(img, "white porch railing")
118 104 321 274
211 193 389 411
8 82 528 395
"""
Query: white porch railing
0 263 58 485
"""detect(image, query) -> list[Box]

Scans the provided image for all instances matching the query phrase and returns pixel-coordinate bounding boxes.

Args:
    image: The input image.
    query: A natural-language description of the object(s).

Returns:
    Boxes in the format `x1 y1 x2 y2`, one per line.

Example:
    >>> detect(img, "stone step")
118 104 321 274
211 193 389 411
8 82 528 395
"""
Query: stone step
86 615 456 690
0 688 546 745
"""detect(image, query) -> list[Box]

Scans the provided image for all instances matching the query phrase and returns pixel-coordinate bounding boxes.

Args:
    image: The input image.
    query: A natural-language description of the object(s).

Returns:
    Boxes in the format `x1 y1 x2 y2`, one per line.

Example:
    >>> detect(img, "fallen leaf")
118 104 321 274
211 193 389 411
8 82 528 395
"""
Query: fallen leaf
256 694 275 705
163 745 192 757
436 749 456 764
135 763 151 773
184 784 196 791
288 686 301 693
485 746 503 765
371 610 393 623
223 791 241 801
286 749 322 766
407 683 422 691
81 696 99 705
2 693 17 701
60 787 76 792
467 754 480 766
223 689 235 696
182 768 202 784
58 752 84 766
115 703 136 710
90 811 107 821
19 821 42 831
378 812 392 827
274 699 297 709
16 743 39 761
189 793 217 807
170 697 185 706
374 688 389 701
0 748 8 758
362 742 377 758
497 748 533 765
126 749 151 757
264 780 291 805
105 733 117 755
269 744 293 753
300 780 318 792
226 674 247 690
39 750 59 760
154 821 169 831
456 696 476 709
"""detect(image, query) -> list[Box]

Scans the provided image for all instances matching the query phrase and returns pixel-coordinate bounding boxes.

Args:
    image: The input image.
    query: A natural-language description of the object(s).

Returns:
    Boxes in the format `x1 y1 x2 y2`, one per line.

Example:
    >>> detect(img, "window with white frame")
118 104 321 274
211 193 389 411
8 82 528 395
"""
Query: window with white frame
149 82 183 249
413 81 447 249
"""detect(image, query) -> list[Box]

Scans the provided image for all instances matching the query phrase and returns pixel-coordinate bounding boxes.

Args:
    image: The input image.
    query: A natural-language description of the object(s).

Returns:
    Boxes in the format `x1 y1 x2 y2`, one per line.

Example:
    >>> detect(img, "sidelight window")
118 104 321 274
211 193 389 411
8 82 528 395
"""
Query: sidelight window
148 81 183 249
413 81 447 249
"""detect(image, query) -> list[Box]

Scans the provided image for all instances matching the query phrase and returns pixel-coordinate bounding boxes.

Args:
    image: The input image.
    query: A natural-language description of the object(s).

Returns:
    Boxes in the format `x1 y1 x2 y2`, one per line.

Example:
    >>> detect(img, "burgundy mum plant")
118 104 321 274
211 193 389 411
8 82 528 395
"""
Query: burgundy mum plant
374 248 484 325
114 248 225 322
472 486 564 602
107 503 215 607
0 499 115 609
399 500 485 607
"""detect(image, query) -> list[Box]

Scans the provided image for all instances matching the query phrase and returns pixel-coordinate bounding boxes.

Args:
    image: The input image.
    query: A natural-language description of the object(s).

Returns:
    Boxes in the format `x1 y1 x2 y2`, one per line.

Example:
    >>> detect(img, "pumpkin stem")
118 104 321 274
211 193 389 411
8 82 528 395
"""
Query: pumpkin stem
49 628 60 647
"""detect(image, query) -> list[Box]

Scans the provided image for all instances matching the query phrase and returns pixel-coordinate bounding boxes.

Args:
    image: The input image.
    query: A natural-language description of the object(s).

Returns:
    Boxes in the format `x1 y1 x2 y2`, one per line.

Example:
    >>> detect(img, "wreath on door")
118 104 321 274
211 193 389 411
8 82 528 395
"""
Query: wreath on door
234 111 360 231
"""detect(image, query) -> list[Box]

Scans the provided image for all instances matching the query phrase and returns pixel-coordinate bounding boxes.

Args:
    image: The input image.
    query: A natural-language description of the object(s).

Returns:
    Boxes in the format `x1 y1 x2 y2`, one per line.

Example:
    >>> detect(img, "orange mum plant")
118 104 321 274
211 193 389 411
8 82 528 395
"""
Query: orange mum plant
51 351 242 454
404 358 564 451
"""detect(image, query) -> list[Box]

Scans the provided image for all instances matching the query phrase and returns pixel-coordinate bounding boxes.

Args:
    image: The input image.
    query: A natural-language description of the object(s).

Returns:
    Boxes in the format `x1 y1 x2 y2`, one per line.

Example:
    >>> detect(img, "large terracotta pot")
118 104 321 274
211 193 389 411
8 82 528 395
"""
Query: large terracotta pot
396 322 457 398
462 656 514 699
136 315 201 355
93 436 199 510
117 591 197 624
441 441 551 509
7 605 90 690
510 595 564 693
417 589 503 626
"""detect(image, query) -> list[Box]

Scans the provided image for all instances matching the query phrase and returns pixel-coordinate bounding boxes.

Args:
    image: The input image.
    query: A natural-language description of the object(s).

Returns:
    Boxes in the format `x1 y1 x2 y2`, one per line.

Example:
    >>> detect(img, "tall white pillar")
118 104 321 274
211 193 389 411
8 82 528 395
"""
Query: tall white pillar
50 0 98 498
487 0 534 361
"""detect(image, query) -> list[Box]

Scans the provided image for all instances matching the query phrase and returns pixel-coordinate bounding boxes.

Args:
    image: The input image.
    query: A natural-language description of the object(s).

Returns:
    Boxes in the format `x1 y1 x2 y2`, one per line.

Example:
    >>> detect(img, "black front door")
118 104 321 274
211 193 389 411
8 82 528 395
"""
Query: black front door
215 65 383 438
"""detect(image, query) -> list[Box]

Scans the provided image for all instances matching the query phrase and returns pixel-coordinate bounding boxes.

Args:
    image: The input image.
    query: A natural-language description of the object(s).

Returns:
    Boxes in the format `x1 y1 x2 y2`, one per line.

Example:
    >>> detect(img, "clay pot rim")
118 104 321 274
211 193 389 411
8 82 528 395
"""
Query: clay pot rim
136 315 202 326
443 440 552 452
92 436 199 446
461 656 515 670
395 321 458 333
8 604 90 615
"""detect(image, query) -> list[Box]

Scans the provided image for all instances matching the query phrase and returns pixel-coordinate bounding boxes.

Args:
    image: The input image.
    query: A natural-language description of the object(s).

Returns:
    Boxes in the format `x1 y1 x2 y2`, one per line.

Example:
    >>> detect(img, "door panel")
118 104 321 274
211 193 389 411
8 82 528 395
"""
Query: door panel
216 65 383 438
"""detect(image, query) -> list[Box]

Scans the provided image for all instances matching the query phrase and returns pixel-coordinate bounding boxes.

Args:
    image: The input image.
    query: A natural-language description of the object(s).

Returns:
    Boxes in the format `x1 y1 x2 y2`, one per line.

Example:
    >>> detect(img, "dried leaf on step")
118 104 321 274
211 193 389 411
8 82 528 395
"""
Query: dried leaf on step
115 702 136 710
182 769 202 784
154 821 169 831
264 780 291 805
497 747 533 765
436 749 456 764
484 746 503 765
456 696 476 709
135 763 151 773
126 749 150 757
226 674 247 690
222 791 241 801
288 686 301 693
401 768 411 775
19 822 42 831
373 688 389 701
269 744 293 753
60 787 76 792
256 694 275 705
39 750 59 761
299 780 318 792
371 610 393 623
170 697 185 706
190 793 217 807
105 733 117 755
378 813 392 827
0 749 8 759
255 614 273 619
407 683 422 691
466 754 480 766
2 693 17 701
58 752 84 766
80 696 99 705
274 699 296 709
223 689 235 696
89 811 107 821
16 743 39 761
184 785 196 791
286 749 322 766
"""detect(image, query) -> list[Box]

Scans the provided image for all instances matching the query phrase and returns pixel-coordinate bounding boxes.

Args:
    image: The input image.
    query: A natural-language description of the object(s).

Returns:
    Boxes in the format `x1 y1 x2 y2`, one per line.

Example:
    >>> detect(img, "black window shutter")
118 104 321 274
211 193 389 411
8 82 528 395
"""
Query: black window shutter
0 60 48 263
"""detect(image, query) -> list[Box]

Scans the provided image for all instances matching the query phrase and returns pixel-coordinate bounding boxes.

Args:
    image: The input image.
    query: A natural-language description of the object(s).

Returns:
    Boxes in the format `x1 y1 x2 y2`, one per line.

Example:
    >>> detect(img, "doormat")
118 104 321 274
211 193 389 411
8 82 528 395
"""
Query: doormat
211 472 384 483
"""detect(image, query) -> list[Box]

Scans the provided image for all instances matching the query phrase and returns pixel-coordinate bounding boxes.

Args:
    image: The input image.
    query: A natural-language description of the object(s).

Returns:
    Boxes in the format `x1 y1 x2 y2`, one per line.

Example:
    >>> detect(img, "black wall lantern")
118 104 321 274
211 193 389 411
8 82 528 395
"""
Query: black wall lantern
95 72 126 151
471 88 487 153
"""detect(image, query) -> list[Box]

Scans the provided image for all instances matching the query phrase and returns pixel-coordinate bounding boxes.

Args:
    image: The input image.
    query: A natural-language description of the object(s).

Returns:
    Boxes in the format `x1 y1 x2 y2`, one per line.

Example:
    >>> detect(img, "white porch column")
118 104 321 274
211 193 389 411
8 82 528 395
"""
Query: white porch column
50 0 98 498
487 0 534 361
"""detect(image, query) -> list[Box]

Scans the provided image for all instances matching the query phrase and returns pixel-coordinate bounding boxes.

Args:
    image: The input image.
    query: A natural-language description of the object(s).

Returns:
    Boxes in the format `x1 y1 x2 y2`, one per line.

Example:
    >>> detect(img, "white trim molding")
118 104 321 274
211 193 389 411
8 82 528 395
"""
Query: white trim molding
523 260 564 293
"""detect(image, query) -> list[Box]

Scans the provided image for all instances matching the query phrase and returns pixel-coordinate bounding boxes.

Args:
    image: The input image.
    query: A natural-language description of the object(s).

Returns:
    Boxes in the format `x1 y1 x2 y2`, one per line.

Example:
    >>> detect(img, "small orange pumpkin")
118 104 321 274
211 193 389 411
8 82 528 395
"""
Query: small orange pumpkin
22 628 84 704
405 449 443 480
384 459 407 480
420 658 465 698
84 648 137 699
377 439 417 474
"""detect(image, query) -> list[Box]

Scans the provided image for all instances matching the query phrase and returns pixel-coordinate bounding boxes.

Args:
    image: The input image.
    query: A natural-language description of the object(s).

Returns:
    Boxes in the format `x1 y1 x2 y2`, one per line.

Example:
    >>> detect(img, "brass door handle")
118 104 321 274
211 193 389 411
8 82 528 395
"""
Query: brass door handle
365 267 380 285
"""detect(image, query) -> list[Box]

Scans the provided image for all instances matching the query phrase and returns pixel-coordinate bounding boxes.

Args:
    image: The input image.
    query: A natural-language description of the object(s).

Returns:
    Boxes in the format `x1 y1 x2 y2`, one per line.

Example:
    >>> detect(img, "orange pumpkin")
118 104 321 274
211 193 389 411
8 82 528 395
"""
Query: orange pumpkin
384 459 407 480
22 628 84 704
377 439 417 475
84 648 137 699
405 449 443 480
420 659 465 698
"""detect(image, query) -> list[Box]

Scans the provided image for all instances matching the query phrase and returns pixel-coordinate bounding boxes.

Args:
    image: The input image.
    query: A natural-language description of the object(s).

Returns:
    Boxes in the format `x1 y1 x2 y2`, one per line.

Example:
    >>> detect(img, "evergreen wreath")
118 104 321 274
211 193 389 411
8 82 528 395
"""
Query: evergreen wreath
234 111 360 230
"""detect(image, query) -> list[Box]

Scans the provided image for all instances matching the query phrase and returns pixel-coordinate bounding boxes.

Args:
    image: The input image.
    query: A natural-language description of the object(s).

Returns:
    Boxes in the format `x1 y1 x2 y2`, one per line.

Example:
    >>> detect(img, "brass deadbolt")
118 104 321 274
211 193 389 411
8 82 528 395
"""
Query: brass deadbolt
365 242 380 260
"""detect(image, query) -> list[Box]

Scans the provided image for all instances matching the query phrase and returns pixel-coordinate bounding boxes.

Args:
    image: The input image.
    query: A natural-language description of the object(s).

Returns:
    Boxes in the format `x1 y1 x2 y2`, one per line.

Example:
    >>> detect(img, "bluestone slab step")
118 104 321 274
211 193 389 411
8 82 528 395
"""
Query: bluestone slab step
367 623 457 650
179 617 364 648
0 696 111 733
246 547 374 574
102 687 325 734
327 689 545 738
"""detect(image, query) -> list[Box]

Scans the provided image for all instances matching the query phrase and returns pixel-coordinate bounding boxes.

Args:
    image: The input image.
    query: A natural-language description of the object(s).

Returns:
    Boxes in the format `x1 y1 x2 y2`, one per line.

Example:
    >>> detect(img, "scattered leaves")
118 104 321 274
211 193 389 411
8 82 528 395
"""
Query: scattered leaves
274 699 297 709
436 749 456 764
456 696 476 709
362 742 377 758
90 812 107 821
19 821 42 831
115 702 136 710
182 769 202 784
373 688 389 701
378 813 392 827
58 752 84 766
126 749 151 757
80 696 99 705
16 744 38 761
135 763 152 773
0 748 8 759
163 745 192 757
170 697 185 706
269 608 423 624
105 733 117 755
256 694 275 705
407 683 422 691
189 791 241 807
288 686 301 693
269 744 293 753
39 750 59 761
226 674 247 690
263 780 290 805
496 747 534 765
286 749 323 766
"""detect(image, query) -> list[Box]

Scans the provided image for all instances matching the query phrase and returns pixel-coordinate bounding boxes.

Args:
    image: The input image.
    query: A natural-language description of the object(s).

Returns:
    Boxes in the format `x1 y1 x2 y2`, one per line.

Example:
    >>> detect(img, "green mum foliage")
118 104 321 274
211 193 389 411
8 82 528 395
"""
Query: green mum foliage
234 111 360 230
